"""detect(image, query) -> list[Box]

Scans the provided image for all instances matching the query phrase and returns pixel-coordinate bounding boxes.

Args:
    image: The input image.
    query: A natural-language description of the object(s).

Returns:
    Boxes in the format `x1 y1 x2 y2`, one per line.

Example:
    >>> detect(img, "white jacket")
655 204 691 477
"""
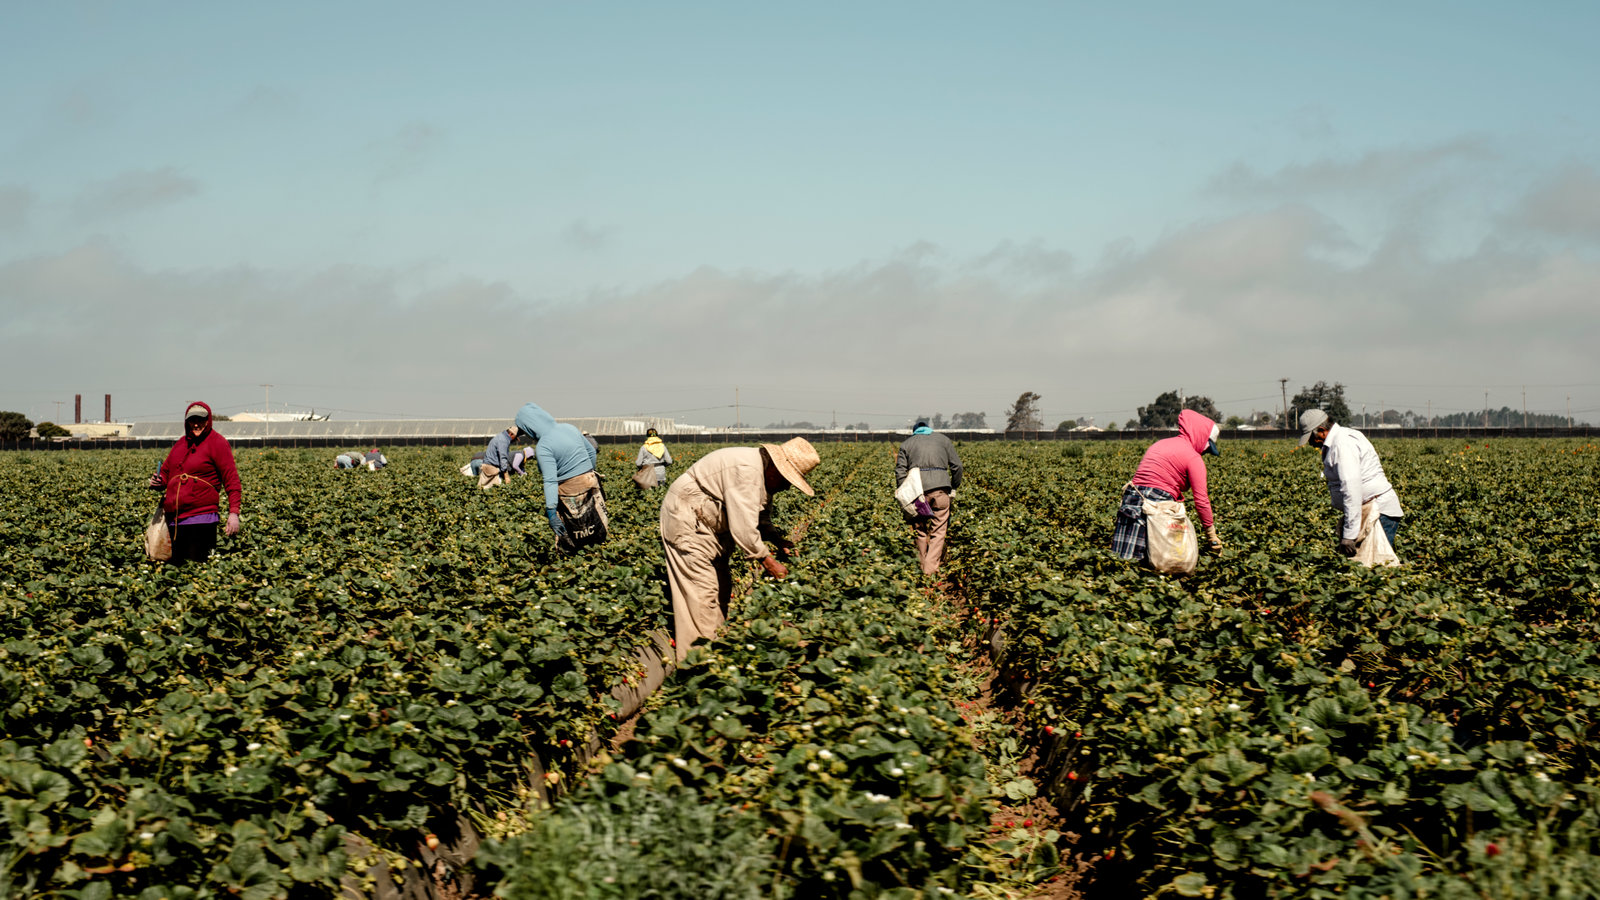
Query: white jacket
1321 424 1403 540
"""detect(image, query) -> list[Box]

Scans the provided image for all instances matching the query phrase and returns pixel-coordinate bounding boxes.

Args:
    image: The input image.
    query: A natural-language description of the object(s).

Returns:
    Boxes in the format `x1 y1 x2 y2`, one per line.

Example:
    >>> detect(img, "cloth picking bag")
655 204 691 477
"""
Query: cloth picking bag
1142 498 1198 575
894 467 925 516
1353 500 1400 568
144 506 172 561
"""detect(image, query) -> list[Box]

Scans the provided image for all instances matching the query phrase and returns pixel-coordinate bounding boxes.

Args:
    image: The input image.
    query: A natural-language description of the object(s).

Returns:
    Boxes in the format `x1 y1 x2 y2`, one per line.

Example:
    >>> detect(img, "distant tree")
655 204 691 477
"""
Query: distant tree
1004 392 1043 433
35 421 70 438
951 412 988 430
1223 415 1246 430
1184 396 1222 422
790 421 816 430
1137 391 1183 429
213 414 232 422
0 411 32 442
1287 382 1351 427
851 422 871 431
1055 420 1074 433
1124 419 1139 431
1103 421 1119 432
930 413 948 430
1432 408 1573 428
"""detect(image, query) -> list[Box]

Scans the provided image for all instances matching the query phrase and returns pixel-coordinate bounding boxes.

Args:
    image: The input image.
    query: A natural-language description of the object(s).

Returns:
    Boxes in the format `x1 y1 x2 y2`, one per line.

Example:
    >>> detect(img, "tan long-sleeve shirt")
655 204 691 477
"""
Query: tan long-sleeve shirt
659 447 776 559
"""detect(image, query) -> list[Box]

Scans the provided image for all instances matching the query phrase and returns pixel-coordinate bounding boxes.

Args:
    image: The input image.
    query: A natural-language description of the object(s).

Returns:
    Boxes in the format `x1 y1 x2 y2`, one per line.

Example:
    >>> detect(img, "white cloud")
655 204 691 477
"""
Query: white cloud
0 186 34 232
562 219 616 252
370 122 443 184
71 168 200 220
3 210 1593 426
1207 139 1497 198
1504 163 1600 241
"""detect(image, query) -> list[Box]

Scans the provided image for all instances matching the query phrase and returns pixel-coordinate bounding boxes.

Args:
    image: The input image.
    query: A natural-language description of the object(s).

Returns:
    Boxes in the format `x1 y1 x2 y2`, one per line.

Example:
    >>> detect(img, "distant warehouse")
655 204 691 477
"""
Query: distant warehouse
126 416 690 443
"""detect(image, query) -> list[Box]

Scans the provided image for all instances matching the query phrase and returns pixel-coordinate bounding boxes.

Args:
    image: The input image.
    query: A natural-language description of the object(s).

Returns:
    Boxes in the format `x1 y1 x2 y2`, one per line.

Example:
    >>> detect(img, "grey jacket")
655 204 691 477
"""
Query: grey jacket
895 432 963 493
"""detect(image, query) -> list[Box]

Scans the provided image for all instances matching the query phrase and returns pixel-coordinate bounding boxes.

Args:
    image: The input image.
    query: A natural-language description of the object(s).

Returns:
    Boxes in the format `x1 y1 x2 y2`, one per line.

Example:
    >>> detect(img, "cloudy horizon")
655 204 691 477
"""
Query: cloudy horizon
3 4 1596 430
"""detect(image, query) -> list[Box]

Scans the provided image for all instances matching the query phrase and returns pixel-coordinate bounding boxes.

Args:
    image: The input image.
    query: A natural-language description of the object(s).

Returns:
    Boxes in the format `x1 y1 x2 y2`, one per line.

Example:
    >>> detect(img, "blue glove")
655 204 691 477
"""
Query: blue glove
546 508 568 538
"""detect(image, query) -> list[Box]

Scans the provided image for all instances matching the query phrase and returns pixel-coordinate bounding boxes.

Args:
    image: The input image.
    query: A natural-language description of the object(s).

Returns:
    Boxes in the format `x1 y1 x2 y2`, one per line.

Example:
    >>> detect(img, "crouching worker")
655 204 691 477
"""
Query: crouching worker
1299 409 1404 560
634 427 673 490
1112 409 1223 563
479 425 521 489
515 402 607 552
659 438 819 662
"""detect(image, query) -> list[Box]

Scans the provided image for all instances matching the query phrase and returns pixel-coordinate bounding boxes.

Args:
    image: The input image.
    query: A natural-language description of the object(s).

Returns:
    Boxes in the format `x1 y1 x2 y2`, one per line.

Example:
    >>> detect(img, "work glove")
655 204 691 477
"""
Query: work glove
546 508 568 539
1205 524 1223 552
1338 538 1359 558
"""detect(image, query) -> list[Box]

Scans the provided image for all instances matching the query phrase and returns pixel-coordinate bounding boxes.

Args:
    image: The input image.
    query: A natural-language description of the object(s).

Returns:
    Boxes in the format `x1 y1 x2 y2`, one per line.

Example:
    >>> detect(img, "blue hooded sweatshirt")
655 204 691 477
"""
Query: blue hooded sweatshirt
513 403 599 509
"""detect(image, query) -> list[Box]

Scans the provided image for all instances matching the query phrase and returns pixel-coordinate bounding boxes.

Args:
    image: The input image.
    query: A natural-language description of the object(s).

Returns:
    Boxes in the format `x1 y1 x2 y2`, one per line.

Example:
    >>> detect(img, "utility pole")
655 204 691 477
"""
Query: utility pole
735 386 740 432
1483 391 1488 429
261 384 273 439
1569 395 1573 428
1279 378 1289 430
52 400 63 423
1522 385 1528 429
1427 400 1432 430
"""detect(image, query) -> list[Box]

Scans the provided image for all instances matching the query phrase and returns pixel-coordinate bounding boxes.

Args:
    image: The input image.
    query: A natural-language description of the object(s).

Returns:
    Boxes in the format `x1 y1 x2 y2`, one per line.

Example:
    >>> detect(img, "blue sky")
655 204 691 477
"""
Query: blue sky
3 2 1598 428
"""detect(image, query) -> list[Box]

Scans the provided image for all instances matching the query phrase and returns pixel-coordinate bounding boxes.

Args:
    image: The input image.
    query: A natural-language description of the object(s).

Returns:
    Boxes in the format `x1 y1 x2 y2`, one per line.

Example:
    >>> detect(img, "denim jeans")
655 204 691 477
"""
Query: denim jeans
1378 514 1402 550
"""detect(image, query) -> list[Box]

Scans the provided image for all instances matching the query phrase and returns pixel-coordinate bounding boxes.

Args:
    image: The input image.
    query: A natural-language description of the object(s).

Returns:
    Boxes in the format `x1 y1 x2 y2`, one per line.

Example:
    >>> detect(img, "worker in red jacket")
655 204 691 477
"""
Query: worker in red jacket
148 401 242 562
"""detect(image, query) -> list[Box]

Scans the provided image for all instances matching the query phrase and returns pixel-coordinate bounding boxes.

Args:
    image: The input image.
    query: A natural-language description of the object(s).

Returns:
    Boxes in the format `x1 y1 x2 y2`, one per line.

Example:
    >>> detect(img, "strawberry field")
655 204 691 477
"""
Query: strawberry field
2 439 1598 899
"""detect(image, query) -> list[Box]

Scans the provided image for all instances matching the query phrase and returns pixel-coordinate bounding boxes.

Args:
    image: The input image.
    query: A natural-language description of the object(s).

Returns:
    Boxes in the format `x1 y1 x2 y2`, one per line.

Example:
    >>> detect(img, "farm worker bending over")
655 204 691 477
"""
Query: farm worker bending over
479 425 522 489
634 427 674 490
334 452 362 469
895 420 963 575
510 445 535 477
1112 409 1223 561
363 448 388 471
147 401 241 563
514 403 607 548
659 438 820 662
1299 409 1404 556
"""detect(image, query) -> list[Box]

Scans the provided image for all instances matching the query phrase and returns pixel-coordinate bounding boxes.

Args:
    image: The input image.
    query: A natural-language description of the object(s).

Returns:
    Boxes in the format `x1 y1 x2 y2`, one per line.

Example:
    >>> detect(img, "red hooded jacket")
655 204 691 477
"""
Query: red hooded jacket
158 401 242 520
1130 409 1216 528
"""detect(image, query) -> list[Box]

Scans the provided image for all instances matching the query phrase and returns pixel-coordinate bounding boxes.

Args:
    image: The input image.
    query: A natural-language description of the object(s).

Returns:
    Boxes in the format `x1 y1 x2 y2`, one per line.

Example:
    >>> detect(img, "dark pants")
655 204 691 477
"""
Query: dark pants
170 522 217 563
1379 515 1401 550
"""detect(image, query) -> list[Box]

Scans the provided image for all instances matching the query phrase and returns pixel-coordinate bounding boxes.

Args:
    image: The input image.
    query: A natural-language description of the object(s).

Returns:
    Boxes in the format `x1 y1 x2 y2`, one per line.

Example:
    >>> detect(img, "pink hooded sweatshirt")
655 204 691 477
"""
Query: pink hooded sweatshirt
1130 409 1217 529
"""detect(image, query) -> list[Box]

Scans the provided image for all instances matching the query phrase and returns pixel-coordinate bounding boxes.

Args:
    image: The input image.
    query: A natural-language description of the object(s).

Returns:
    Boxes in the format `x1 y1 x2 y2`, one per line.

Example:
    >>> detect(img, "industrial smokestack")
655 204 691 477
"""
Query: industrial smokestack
105 394 111 423
75 394 81 424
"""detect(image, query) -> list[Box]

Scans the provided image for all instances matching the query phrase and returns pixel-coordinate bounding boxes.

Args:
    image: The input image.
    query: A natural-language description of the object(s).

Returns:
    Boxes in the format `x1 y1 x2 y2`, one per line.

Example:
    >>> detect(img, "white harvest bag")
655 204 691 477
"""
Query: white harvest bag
1142 498 1199 575
1353 501 1400 568
894 467 925 515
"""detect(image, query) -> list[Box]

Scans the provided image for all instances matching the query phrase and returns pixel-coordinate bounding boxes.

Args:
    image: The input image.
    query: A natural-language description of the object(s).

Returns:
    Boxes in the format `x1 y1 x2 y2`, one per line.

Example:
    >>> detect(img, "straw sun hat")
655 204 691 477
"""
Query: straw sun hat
761 437 821 496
